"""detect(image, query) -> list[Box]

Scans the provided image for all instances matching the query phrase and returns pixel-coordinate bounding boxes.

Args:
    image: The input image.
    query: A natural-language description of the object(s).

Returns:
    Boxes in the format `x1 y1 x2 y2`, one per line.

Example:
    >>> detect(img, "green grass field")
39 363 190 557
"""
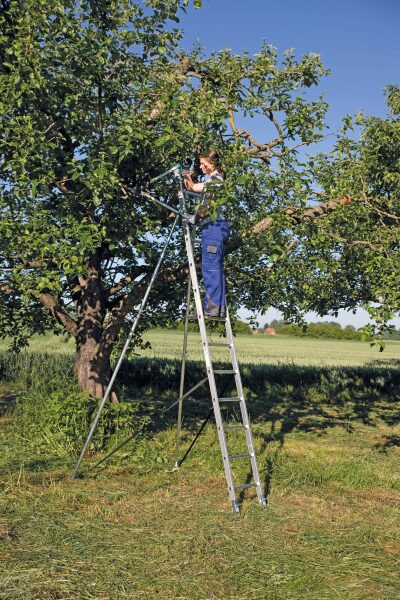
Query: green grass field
0 332 399 599
4 329 400 367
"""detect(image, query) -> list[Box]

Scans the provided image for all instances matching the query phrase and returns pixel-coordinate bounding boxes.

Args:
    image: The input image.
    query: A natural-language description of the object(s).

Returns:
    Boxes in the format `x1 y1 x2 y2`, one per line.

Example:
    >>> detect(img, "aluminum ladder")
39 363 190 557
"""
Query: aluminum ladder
176 218 267 514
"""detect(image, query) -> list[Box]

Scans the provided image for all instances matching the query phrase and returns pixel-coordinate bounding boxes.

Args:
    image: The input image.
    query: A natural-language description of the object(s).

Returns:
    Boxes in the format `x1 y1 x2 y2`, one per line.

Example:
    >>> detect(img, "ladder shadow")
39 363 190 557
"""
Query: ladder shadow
115 357 400 502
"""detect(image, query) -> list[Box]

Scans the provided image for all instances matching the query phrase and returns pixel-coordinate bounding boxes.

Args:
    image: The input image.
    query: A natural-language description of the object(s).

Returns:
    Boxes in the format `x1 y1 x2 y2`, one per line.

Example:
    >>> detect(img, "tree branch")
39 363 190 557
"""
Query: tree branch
0 283 13 295
37 292 78 336
226 197 352 253
97 195 352 353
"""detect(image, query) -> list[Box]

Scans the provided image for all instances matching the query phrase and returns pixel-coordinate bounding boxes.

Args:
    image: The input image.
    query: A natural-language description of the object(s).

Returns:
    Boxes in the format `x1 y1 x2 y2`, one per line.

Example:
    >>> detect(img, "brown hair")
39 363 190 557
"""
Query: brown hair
200 150 225 178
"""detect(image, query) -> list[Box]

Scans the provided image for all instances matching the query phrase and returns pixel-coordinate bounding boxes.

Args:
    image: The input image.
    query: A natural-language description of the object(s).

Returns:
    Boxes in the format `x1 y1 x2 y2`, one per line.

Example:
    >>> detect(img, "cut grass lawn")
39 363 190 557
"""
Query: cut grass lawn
0 334 399 599
1 418 399 599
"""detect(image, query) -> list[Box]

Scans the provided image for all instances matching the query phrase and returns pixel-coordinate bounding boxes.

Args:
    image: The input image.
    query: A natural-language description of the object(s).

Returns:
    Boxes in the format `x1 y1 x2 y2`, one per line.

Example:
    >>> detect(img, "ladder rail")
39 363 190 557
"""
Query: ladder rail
175 218 198 467
182 220 240 512
175 272 192 467
224 311 267 506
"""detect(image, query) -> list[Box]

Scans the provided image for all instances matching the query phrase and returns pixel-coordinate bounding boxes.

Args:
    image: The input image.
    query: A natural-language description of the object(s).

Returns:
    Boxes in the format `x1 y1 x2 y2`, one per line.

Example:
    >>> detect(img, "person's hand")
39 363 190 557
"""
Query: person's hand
183 173 193 190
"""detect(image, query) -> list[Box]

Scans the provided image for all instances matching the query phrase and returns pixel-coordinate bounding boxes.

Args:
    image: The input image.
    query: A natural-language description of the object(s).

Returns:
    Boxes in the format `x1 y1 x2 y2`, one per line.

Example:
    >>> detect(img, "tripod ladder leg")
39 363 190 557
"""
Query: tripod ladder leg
175 270 193 467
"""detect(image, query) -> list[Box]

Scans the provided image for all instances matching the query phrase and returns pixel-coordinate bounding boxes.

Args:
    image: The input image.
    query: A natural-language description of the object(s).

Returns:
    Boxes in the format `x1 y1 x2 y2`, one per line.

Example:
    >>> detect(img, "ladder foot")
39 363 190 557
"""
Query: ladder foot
231 500 241 514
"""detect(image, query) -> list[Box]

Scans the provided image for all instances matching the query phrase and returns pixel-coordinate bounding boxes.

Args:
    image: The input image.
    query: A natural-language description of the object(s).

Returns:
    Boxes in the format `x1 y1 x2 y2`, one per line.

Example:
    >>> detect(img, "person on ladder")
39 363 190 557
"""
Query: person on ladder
183 150 230 318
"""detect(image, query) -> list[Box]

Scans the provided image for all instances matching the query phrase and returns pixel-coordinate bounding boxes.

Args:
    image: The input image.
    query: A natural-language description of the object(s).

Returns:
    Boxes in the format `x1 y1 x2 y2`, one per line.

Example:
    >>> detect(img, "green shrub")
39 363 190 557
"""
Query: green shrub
2 352 147 456
16 384 147 456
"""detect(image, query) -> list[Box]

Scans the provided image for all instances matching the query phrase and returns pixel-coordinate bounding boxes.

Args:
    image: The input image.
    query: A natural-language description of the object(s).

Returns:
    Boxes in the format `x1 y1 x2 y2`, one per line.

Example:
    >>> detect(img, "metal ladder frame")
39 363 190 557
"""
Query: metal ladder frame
175 174 266 512
72 164 267 513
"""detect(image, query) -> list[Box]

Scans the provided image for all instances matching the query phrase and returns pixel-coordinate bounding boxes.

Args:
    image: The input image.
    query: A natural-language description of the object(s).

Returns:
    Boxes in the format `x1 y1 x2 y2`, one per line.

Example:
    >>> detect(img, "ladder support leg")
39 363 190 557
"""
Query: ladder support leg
175 272 193 466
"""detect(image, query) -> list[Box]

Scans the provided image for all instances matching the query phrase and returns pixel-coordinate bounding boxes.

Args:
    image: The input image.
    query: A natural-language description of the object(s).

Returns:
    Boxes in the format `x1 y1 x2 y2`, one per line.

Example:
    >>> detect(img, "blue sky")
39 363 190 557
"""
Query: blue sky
179 0 400 327
180 0 399 133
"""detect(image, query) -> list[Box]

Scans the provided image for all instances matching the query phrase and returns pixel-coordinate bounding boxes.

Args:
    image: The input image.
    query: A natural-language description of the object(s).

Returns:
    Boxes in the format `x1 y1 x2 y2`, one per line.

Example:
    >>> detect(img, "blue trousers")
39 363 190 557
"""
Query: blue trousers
201 220 230 315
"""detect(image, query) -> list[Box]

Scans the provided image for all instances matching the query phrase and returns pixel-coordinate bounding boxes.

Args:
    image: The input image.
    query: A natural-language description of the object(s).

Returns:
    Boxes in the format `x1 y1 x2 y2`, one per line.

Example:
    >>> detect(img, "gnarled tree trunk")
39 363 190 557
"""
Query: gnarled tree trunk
75 333 116 401
73 253 118 402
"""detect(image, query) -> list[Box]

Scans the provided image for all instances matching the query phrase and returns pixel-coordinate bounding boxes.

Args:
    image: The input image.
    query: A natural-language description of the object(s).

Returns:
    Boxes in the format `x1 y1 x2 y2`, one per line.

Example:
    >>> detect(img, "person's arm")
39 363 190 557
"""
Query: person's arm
184 173 205 193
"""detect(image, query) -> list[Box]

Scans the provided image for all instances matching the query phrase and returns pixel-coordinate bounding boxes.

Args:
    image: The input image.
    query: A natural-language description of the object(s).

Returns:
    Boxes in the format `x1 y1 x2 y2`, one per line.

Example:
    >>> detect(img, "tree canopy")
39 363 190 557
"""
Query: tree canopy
295 86 400 345
0 0 374 395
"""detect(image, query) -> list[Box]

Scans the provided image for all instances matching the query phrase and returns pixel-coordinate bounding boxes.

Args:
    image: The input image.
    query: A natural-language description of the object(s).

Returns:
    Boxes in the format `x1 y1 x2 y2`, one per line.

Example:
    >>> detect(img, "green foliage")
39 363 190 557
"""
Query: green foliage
0 351 146 454
247 90 400 344
323 102 400 339
16 386 144 455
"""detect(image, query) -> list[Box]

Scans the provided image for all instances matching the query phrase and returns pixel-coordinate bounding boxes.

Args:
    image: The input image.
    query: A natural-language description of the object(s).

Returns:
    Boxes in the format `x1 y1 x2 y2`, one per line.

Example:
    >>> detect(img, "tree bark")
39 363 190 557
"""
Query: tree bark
73 252 118 402
75 333 117 401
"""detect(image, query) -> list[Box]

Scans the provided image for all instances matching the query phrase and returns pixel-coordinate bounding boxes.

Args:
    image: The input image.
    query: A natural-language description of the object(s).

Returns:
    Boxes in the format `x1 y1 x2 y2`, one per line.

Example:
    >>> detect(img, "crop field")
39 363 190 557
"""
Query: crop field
139 329 400 367
0 332 399 599
3 329 400 367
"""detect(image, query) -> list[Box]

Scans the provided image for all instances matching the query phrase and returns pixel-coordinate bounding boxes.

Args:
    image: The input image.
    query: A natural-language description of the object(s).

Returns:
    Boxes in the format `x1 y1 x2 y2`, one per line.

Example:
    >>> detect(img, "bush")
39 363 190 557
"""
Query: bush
1 352 147 456
15 386 145 455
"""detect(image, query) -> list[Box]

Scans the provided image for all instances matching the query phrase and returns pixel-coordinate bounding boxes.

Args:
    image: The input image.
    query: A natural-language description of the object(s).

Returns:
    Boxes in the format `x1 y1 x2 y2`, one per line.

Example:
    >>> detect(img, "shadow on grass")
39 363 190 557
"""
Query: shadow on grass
116 357 400 501
0 455 72 479
373 434 400 453
1 353 399 500
116 357 400 427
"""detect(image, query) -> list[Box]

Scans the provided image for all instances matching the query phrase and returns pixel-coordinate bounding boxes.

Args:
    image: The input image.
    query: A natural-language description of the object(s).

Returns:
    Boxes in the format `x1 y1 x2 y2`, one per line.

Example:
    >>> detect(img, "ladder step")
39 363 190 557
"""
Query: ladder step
234 482 258 490
219 397 241 402
214 370 236 375
205 315 226 321
224 425 247 430
208 342 230 347
227 453 253 460
186 315 226 322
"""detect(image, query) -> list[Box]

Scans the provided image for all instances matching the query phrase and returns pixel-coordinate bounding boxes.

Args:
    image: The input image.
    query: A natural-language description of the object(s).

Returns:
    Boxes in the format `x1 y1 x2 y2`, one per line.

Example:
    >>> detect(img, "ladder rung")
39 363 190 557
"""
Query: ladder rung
224 425 246 430
186 315 226 322
234 482 258 490
214 370 236 375
218 397 241 402
204 315 226 321
227 453 253 460
208 342 230 347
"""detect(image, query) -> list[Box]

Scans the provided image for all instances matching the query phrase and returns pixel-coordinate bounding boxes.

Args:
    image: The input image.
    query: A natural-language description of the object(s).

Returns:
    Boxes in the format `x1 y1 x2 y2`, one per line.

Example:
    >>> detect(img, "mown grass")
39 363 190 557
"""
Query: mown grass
0 334 399 599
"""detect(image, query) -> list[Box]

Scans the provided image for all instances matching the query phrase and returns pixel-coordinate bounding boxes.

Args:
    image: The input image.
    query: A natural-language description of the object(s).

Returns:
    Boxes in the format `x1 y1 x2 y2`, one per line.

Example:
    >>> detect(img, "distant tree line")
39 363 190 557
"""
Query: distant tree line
165 318 400 339
265 320 400 340
167 319 252 335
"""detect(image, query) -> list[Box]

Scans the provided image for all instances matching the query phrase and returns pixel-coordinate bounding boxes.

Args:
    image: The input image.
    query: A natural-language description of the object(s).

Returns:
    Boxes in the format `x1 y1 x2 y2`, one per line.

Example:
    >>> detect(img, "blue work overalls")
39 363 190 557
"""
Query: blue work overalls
201 219 230 316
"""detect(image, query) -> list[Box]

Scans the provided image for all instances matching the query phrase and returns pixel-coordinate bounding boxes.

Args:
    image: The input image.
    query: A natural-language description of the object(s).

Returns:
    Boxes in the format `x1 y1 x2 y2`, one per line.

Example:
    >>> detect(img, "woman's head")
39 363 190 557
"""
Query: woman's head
199 150 222 176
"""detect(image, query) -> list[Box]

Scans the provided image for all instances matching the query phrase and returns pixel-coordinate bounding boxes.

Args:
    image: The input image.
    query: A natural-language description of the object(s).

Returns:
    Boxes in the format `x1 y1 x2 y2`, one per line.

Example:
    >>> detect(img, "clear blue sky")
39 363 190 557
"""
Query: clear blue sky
180 0 399 133
179 0 400 327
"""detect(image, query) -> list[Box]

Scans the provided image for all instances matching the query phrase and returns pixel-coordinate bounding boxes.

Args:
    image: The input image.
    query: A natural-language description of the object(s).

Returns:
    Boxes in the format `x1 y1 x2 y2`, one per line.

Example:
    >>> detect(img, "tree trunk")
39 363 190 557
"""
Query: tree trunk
73 253 118 402
75 335 116 400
